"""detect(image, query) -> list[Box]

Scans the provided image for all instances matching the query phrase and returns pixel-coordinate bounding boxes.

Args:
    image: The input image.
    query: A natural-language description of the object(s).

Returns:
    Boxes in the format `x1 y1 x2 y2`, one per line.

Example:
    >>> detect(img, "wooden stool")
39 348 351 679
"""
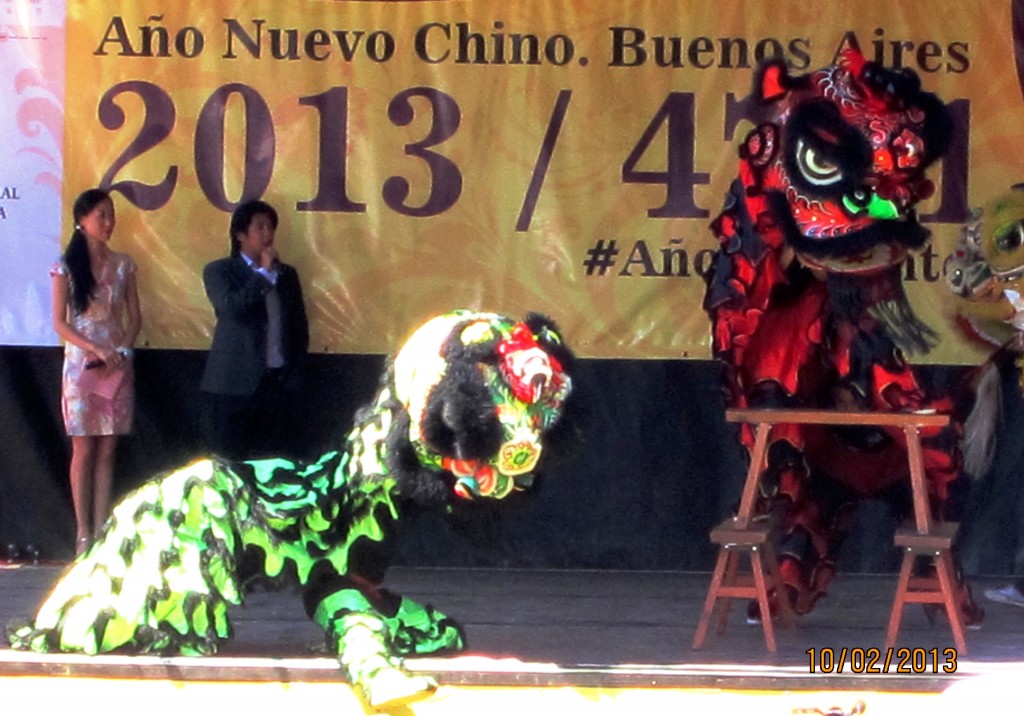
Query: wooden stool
694 408 965 653
885 521 967 653
692 517 793 652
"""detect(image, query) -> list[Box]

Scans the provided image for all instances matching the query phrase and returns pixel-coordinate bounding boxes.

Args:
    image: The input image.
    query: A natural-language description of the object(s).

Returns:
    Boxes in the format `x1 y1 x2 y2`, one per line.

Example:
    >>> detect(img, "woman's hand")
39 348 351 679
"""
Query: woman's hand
88 346 124 370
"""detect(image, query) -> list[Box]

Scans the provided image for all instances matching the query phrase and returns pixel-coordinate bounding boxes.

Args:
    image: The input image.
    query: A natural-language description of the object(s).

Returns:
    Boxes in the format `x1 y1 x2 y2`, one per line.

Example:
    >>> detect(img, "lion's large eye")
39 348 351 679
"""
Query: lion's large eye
948 267 965 292
794 138 844 186
996 222 1024 253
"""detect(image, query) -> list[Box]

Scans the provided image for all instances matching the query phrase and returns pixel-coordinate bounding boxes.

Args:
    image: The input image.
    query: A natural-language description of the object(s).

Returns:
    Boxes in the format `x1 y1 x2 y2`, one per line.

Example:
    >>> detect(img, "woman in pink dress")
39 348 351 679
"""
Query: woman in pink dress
51 188 142 554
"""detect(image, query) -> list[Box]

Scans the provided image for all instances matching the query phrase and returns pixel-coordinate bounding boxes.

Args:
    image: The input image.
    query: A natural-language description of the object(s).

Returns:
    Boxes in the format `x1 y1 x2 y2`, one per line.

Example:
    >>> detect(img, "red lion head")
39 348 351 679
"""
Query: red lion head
738 50 951 275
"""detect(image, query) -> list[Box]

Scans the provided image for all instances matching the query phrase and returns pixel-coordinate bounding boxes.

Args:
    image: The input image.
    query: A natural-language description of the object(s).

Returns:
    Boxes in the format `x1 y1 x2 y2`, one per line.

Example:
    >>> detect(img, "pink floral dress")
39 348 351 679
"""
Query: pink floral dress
52 252 137 436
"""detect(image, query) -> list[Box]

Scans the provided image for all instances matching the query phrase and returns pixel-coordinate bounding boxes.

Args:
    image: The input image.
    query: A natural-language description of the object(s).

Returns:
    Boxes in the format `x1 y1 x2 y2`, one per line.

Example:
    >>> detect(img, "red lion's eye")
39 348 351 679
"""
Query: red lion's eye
794 139 843 187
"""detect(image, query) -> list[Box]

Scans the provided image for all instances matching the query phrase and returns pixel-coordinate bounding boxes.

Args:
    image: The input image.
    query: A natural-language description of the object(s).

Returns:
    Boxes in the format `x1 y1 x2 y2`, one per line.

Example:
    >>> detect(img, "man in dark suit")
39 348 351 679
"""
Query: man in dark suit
201 199 309 460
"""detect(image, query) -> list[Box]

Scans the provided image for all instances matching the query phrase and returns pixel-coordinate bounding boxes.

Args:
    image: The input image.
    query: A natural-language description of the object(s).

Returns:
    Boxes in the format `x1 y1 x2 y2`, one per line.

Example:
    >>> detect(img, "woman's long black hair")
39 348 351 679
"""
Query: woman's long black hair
63 188 112 315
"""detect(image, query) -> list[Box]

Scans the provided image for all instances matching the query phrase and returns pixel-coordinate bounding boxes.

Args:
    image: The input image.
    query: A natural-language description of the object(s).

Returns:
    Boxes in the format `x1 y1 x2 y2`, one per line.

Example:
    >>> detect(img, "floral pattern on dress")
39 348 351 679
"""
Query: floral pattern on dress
52 252 137 436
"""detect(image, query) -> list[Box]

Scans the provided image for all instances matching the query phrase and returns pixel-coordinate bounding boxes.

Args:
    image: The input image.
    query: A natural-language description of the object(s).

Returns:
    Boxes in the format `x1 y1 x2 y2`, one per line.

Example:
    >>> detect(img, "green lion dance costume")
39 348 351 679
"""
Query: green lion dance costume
7 310 575 711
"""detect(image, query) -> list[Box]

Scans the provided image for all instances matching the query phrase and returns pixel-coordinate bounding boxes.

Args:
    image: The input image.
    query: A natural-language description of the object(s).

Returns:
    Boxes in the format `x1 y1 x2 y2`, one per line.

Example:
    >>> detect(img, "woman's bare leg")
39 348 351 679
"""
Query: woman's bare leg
69 435 96 550
92 434 118 538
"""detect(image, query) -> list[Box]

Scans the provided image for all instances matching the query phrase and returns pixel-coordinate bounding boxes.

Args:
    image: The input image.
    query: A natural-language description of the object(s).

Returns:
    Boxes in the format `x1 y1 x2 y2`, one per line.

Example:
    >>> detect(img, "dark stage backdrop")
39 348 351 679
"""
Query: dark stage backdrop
1 346 1022 577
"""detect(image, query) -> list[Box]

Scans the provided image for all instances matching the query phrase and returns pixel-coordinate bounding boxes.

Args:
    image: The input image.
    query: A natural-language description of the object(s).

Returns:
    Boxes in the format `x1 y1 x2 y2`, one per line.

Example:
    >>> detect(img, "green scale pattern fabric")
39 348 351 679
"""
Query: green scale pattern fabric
7 384 458 660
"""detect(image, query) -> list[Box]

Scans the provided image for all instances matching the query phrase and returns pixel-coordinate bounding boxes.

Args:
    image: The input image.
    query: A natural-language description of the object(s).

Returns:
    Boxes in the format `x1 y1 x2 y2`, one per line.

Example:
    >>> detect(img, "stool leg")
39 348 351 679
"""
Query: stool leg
751 548 777 652
693 548 731 649
933 553 967 654
716 549 741 636
886 550 914 649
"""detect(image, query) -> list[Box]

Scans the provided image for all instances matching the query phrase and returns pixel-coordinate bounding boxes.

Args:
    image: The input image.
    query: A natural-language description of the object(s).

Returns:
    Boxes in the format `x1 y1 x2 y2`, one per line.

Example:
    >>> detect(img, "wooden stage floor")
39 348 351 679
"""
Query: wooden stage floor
1 564 1022 713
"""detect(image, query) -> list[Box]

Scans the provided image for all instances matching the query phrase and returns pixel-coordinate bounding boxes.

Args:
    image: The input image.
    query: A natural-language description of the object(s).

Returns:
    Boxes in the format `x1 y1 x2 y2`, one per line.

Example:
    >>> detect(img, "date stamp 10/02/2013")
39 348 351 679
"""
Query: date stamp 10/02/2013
806 647 957 674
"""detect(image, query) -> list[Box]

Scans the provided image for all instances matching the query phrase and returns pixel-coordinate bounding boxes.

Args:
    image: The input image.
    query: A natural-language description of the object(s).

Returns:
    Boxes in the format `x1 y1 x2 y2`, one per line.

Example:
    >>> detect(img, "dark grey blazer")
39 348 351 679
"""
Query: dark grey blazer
200 255 309 397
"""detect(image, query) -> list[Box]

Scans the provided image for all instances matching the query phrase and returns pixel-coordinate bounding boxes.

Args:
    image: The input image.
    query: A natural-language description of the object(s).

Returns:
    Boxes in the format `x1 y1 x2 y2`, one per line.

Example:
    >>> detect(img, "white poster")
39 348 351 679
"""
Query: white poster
0 0 65 346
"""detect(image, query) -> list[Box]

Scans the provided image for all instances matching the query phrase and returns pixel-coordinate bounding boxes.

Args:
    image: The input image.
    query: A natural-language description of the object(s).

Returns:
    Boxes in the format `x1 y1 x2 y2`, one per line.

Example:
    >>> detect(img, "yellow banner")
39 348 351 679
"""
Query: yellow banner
63 0 1024 360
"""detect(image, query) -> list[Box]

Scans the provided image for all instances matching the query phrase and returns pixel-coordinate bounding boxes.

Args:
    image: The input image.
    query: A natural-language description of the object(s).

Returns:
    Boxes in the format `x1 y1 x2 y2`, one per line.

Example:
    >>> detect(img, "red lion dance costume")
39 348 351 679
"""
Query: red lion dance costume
703 50 982 624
